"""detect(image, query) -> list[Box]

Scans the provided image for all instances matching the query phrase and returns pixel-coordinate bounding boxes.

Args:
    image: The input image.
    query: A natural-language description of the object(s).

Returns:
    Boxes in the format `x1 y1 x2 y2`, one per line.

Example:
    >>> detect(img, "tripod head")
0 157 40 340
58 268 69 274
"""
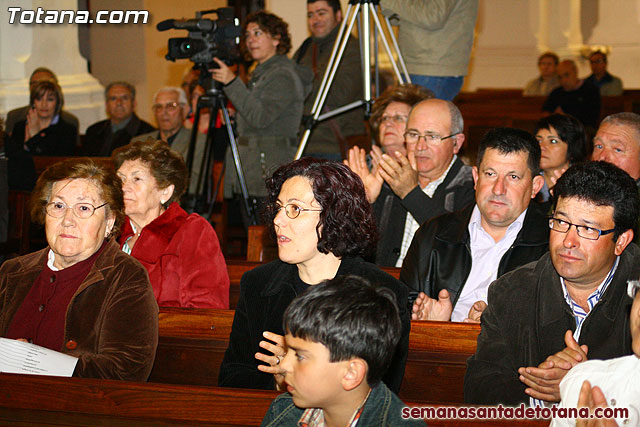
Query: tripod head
349 0 380 4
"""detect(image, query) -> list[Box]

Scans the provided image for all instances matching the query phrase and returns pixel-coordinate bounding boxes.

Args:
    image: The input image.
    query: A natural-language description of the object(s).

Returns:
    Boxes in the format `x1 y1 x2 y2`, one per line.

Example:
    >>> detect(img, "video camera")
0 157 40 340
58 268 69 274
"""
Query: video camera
157 8 241 68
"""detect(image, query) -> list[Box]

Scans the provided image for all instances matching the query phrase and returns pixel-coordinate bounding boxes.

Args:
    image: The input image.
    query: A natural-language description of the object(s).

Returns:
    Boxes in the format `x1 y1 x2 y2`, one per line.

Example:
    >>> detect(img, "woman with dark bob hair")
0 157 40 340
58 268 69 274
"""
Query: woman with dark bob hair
210 11 311 200
534 113 588 202
0 158 158 380
113 139 229 308
218 157 410 393
7 81 78 191
8 80 77 156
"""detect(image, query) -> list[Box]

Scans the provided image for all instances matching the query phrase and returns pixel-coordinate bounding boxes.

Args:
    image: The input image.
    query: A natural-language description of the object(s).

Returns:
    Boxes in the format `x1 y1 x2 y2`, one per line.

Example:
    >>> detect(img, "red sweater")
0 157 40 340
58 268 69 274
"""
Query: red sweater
119 203 229 308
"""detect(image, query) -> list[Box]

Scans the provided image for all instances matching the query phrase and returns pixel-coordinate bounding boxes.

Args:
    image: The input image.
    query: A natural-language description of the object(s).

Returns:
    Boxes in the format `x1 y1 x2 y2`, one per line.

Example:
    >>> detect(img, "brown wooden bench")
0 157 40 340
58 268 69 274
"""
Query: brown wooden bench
151 307 234 386
401 320 480 404
0 373 551 426
453 89 640 166
0 372 279 426
152 308 480 405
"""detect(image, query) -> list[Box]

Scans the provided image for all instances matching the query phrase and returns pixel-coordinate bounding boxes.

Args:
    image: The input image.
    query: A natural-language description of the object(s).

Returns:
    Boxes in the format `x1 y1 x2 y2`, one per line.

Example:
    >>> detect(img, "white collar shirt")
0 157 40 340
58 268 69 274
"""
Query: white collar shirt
450 205 526 322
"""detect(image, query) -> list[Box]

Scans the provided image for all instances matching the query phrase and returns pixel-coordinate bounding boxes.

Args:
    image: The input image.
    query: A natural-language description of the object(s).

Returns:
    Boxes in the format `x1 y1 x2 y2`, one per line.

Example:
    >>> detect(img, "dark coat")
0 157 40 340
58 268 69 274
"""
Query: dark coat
0 239 159 381
82 114 155 156
400 201 550 305
119 202 229 309
218 257 410 393
464 245 640 405
8 118 77 156
6 118 78 190
374 157 475 267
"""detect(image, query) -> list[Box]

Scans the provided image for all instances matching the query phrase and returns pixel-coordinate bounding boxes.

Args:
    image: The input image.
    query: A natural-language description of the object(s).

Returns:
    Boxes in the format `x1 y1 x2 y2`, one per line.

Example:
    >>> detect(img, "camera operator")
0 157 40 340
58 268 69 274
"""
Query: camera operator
210 11 312 204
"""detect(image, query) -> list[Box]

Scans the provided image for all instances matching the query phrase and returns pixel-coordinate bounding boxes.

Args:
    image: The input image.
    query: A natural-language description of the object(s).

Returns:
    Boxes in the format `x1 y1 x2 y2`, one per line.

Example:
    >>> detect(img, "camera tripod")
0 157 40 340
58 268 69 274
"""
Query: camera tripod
295 0 411 159
184 71 257 226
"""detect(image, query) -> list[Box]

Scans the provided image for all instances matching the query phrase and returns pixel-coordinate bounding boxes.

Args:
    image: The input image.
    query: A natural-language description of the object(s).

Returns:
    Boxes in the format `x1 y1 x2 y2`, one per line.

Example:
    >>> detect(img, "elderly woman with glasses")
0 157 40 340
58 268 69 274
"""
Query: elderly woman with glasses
218 158 410 394
0 158 158 381
114 140 229 308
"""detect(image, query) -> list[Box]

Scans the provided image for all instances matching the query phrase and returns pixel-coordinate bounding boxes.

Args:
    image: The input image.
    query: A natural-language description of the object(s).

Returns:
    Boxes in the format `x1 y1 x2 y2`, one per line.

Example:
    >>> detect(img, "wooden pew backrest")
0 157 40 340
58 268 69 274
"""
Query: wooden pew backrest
0 373 549 426
400 321 480 405
154 307 481 405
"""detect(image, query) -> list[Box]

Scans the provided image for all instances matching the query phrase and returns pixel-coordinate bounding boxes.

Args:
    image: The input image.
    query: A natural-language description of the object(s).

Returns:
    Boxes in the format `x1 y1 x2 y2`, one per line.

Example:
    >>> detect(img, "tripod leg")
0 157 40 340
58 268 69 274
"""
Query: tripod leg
308 3 356 117
295 3 362 159
377 10 411 83
220 101 256 225
362 2 371 110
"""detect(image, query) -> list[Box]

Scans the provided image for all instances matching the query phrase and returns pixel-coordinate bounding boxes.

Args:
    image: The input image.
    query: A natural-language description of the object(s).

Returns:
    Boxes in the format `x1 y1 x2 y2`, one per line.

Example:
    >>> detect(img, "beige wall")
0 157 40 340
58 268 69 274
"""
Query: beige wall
11 0 637 131
89 0 226 124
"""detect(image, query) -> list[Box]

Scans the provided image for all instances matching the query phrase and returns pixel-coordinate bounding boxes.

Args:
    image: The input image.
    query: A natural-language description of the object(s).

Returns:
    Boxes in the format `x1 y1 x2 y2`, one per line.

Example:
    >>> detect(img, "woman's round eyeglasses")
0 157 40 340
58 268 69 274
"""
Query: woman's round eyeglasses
272 203 321 219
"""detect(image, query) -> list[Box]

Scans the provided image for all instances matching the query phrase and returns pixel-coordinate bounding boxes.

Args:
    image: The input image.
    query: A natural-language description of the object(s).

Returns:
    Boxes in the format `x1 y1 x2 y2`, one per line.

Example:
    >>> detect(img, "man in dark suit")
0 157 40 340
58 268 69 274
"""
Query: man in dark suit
82 82 155 156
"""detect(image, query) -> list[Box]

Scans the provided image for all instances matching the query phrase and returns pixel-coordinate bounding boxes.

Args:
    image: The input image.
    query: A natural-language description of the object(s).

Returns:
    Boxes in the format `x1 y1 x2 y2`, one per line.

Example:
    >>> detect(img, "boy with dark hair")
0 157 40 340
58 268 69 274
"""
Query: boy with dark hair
261 275 421 426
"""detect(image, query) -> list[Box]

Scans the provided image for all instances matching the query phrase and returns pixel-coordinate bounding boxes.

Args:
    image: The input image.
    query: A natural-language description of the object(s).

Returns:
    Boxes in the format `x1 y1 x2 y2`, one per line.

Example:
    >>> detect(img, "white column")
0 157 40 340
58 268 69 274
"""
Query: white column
566 0 585 52
535 0 550 53
0 0 105 133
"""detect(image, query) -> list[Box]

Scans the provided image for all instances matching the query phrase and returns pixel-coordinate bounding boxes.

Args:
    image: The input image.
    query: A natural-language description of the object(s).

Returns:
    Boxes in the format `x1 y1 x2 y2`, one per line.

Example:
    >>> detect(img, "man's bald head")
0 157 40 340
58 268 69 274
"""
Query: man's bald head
405 99 464 183
557 60 580 91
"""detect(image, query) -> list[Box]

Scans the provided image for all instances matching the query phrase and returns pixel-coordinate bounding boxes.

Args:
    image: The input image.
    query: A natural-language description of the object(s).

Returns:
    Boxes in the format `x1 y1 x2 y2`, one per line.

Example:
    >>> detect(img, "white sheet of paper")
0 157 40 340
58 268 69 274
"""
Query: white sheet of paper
0 337 78 377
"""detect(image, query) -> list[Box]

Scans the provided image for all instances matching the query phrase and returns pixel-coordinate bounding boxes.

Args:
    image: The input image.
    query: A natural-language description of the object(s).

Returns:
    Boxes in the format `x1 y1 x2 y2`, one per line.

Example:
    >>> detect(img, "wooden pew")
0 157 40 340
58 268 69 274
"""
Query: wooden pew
150 307 233 386
0 373 550 426
6 190 31 255
152 308 480 405
0 373 279 426
401 320 481 404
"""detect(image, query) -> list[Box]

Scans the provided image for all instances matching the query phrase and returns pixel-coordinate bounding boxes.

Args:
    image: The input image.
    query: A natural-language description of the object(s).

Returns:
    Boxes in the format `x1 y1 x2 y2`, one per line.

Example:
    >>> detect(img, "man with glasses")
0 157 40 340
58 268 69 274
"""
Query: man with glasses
347 98 474 267
584 51 623 97
465 161 640 406
82 82 155 156
402 127 548 322
134 87 205 194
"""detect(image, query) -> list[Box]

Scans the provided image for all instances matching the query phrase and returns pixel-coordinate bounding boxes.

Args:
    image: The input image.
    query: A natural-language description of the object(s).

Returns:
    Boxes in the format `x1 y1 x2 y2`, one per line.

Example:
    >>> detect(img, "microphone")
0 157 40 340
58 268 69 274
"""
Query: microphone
156 19 175 31
157 19 215 32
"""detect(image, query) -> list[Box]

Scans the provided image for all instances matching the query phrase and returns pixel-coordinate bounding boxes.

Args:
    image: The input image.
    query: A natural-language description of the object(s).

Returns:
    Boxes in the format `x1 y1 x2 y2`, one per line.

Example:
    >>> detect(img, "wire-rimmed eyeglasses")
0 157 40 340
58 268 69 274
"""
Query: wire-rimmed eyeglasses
45 201 108 219
151 102 181 113
548 217 615 241
403 130 461 145
272 203 321 219
380 114 408 125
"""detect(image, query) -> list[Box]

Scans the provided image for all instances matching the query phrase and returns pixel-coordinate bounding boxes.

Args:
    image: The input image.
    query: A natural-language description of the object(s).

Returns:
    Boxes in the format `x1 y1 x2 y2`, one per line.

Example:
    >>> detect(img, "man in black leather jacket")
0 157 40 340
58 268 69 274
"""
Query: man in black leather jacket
465 161 640 405
401 128 547 322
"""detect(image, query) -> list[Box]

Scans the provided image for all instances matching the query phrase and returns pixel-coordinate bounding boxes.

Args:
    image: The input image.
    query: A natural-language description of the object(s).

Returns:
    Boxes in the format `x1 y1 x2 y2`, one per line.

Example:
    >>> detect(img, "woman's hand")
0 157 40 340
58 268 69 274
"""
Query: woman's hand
255 331 287 389
343 146 383 204
210 57 236 85
25 107 40 142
